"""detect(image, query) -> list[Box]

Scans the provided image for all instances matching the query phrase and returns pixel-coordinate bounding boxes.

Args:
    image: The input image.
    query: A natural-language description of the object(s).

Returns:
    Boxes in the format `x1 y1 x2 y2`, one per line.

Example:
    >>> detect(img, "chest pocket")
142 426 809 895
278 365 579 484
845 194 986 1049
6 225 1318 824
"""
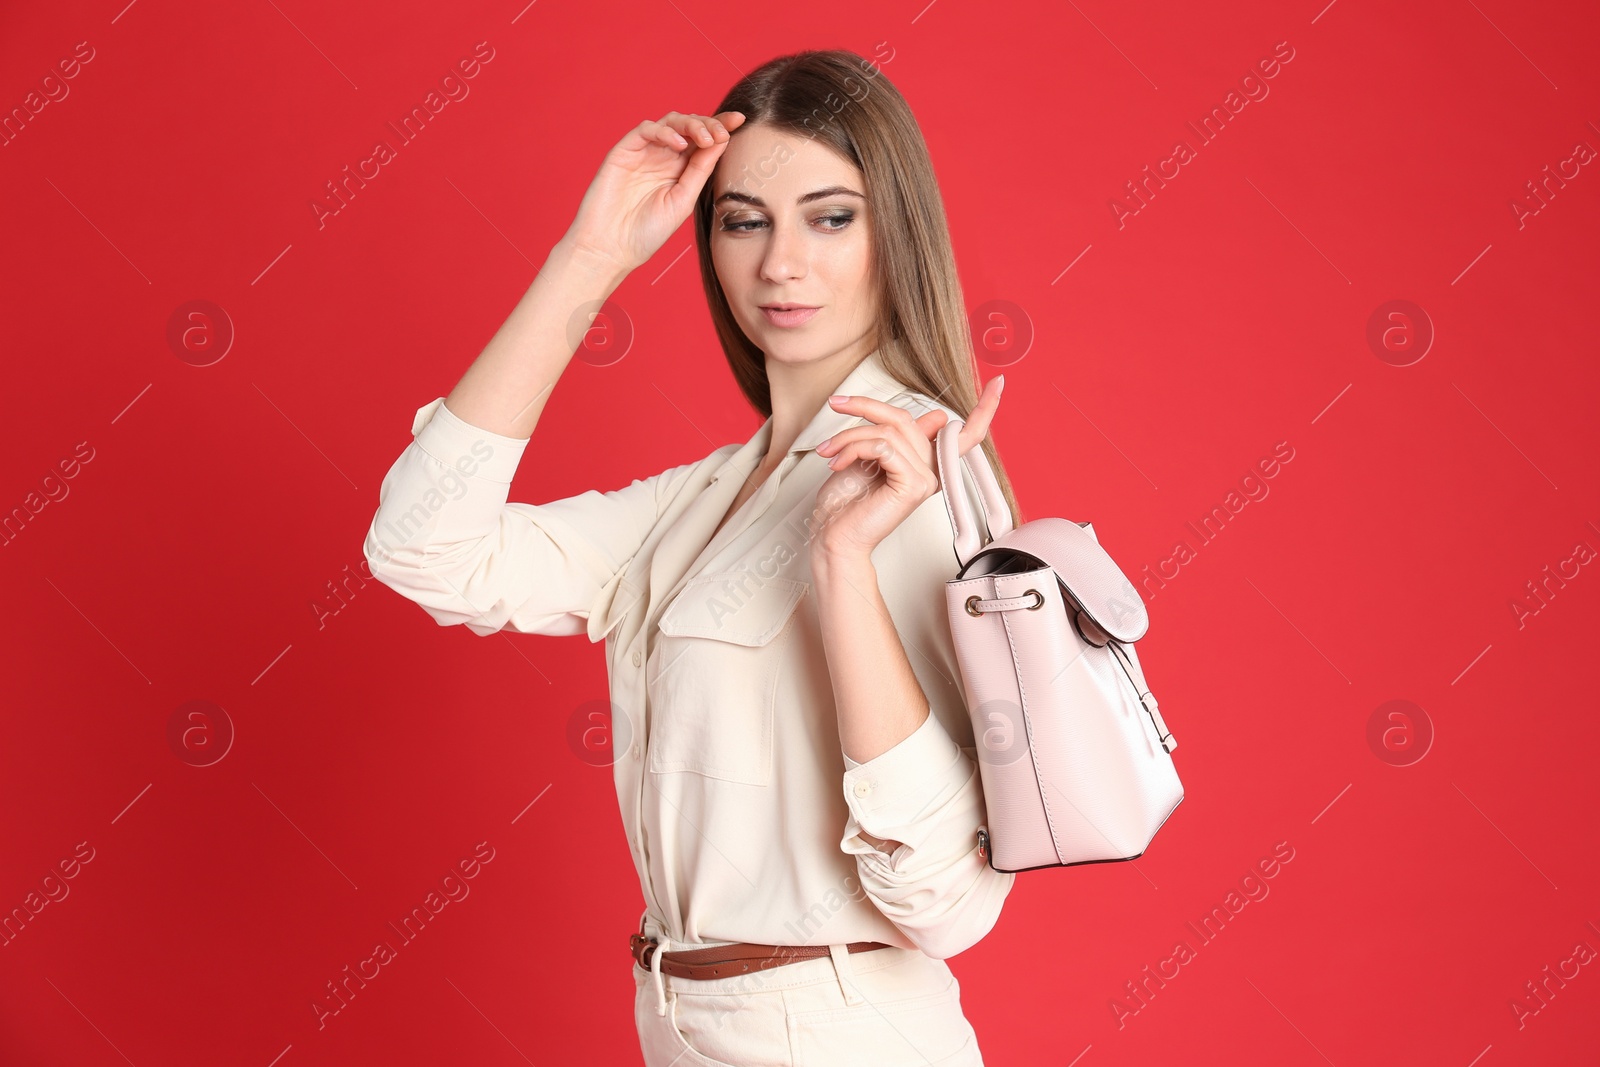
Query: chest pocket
646 571 809 787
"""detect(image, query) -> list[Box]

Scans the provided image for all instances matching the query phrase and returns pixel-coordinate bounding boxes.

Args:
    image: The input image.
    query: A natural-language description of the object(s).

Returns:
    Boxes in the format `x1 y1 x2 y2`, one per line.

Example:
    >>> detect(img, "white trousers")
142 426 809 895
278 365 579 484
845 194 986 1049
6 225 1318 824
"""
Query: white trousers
632 941 985 1066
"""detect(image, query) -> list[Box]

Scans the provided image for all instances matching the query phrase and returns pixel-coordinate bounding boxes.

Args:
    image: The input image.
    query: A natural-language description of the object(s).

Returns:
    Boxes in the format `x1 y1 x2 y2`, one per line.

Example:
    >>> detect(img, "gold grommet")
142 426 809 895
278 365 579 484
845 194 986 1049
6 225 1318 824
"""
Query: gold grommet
1025 588 1044 610
965 594 985 617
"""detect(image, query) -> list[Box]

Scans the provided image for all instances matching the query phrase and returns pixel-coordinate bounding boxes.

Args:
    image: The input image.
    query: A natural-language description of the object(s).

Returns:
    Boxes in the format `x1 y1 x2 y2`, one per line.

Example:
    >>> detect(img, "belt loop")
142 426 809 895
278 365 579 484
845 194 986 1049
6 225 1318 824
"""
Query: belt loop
828 944 864 1006
651 935 671 1016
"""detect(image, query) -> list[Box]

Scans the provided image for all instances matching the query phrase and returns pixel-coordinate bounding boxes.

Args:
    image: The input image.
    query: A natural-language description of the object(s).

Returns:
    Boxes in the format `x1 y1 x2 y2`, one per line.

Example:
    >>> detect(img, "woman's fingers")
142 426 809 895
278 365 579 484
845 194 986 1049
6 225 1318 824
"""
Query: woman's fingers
824 394 921 439
817 400 935 492
635 119 685 151
649 111 744 151
819 377 1003 474
816 398 922 458
822 430 898 472
673 121 740 196
682 111 744 140
957 375 1005 453
913 408 951 440
818 419 926 465
823 431 940 495
673 138 730 201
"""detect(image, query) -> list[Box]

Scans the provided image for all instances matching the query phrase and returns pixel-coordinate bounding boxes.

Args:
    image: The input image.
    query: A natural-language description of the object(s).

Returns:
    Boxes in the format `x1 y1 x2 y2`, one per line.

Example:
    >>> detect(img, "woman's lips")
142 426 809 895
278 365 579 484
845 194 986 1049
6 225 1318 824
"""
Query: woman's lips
760 306 820 328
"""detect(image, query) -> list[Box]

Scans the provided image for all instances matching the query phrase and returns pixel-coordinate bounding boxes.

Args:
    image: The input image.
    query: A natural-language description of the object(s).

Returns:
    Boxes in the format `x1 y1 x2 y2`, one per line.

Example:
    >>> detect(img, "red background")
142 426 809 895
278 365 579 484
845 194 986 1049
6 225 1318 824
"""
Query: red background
2 0 1597 1063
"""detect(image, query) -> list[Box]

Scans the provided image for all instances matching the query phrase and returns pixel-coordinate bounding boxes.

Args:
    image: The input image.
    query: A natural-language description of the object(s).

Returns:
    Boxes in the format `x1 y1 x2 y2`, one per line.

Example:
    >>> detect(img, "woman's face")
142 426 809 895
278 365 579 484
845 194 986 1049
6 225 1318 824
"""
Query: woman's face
709 121 880 369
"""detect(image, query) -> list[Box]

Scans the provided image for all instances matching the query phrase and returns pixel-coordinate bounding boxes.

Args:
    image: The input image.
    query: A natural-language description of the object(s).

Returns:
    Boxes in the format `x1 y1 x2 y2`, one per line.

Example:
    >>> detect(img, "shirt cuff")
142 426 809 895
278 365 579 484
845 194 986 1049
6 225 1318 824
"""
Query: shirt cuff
410 397 531 485
840 710 967 849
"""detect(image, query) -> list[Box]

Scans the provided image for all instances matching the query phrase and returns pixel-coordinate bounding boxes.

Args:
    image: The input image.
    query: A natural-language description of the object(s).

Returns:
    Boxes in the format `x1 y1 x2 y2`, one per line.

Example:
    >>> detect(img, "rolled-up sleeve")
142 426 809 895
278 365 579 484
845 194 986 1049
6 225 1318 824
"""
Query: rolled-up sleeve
839 708 1013 958
363 396 690 641
835 422 1016 958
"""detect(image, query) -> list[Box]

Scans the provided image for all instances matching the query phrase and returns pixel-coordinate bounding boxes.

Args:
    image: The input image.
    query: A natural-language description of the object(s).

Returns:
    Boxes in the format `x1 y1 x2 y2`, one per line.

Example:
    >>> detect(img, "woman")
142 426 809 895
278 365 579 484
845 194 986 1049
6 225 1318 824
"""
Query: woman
363 48 1025 1066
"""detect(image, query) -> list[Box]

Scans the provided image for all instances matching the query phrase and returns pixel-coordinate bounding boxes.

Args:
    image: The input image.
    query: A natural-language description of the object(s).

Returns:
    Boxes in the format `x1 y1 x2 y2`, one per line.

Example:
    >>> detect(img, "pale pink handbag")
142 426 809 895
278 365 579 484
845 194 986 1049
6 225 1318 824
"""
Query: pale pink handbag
936 419 1184 873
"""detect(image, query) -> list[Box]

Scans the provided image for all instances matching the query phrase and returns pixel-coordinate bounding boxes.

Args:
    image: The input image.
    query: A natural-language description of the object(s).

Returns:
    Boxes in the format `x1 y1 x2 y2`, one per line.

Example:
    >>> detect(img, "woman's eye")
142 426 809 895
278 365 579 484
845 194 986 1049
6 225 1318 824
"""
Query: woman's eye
718 212 856 233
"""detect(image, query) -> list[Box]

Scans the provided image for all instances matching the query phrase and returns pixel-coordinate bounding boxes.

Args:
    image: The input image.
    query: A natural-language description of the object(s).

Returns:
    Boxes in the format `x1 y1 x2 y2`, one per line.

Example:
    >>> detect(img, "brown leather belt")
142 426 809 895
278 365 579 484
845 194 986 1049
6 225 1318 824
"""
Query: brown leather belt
630 932 895 980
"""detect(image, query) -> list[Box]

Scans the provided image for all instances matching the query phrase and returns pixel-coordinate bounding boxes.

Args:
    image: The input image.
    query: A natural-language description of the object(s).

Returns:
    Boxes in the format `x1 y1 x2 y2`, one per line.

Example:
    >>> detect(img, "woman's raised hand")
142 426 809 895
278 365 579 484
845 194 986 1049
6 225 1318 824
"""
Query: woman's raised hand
562 110 747 276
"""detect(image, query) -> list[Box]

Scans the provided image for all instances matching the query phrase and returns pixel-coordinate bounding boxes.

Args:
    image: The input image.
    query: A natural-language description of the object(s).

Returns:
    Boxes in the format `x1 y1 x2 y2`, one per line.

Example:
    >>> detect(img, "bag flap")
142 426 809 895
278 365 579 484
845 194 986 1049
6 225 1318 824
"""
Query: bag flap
960 517 1148 642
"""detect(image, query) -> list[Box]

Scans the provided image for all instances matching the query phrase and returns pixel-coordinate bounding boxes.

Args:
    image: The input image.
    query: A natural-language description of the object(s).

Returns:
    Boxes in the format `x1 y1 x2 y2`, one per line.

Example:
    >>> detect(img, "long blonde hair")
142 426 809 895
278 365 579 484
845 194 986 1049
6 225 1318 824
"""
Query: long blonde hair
693 48 1025 530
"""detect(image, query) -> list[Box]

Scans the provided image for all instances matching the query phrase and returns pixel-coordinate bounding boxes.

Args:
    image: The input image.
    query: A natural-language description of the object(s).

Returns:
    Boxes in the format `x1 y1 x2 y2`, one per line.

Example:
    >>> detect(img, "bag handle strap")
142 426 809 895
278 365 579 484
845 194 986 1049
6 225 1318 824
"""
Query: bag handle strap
935 417 1015 569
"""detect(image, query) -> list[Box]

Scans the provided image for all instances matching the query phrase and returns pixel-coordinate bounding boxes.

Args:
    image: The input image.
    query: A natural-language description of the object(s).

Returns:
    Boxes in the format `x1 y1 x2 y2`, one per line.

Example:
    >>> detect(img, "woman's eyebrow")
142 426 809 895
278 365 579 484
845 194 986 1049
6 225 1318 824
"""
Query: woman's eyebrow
714 185 865 208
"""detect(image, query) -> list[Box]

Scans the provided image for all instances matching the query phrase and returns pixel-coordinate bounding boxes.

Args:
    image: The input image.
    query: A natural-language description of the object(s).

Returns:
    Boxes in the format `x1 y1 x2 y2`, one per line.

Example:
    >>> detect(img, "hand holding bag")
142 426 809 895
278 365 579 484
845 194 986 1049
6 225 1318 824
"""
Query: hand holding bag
935 419 1184 873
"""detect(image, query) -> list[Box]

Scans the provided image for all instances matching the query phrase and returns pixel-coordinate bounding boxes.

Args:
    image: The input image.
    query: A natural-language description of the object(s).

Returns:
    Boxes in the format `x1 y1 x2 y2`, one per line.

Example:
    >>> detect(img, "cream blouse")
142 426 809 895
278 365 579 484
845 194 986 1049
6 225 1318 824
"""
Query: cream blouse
362 349 1015 965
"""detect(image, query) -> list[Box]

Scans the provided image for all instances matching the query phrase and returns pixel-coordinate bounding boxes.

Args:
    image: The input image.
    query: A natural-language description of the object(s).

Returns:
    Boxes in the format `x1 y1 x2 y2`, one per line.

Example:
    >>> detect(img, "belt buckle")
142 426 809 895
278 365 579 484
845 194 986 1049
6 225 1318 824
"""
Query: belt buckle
630 932 659 970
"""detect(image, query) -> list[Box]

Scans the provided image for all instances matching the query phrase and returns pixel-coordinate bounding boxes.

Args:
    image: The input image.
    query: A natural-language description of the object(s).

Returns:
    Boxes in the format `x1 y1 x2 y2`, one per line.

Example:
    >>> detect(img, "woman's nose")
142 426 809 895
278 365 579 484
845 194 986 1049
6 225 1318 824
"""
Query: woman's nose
759 221 808 282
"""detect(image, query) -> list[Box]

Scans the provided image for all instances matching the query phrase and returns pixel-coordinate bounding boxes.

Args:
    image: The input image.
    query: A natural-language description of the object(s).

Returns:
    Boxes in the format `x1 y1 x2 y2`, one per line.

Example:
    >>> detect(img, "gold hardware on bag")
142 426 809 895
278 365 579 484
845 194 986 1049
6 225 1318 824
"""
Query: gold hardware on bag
966 590 1044 617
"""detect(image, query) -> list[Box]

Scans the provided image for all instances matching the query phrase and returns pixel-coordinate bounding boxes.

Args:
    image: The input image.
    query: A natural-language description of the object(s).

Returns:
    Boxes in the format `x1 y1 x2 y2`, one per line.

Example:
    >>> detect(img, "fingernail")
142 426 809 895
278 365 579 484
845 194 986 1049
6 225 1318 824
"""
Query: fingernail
996 375 1005 394
830 394 849 405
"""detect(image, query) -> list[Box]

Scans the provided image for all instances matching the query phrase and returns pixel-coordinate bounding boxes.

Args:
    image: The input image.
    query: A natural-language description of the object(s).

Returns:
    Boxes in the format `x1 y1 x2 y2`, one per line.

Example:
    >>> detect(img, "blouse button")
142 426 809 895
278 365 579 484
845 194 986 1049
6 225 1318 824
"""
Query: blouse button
853 780 872 798
632 648 642 667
